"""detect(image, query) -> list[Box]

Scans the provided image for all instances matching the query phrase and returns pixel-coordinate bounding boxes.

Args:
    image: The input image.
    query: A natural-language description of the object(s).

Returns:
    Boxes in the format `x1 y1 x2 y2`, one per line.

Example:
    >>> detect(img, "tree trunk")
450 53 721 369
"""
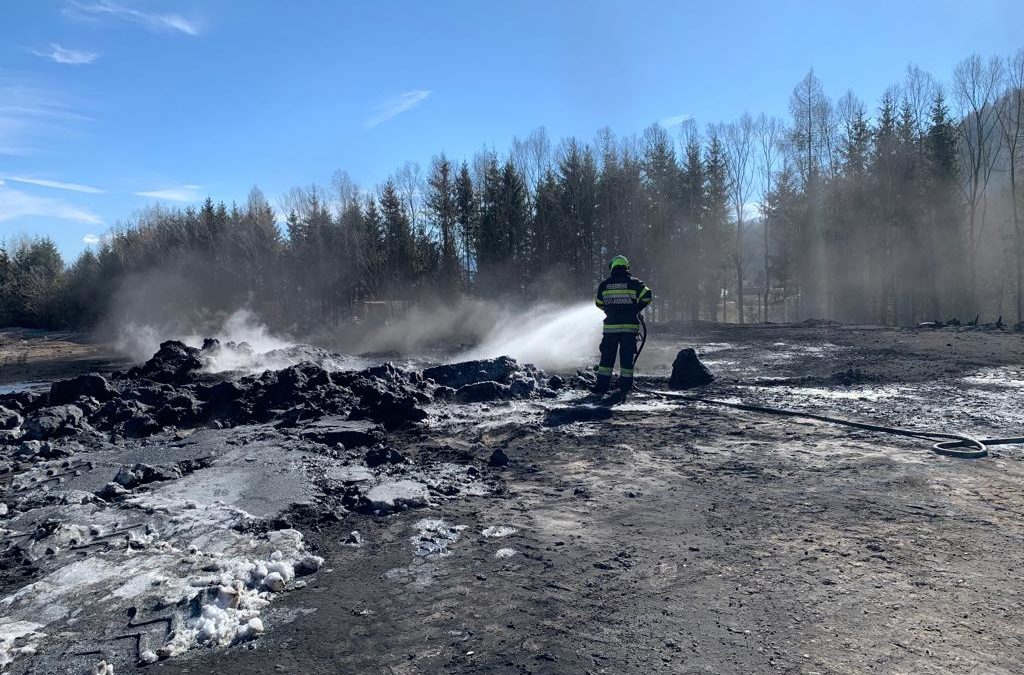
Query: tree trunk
1011 163 1022 323
763 220 770 322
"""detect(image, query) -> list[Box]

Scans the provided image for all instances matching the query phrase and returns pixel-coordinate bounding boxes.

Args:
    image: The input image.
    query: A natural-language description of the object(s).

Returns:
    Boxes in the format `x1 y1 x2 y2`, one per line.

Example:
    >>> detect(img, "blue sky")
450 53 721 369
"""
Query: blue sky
1 0 1018 261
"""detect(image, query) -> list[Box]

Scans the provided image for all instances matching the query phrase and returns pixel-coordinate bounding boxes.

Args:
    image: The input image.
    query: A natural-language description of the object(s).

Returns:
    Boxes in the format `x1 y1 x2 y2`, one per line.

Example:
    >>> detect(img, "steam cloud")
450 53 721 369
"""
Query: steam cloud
110 299 604 375
463 302 603 370
353 300 603 370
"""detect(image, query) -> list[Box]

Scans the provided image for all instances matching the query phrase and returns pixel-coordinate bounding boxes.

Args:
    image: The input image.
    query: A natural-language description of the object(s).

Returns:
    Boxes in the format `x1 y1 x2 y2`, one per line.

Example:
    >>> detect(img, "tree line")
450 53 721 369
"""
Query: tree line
1 48 1022 334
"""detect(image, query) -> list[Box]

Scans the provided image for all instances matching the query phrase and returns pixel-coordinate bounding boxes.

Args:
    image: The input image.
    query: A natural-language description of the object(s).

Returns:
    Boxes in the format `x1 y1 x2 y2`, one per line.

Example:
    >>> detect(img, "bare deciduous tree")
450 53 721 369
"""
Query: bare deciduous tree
953 53 1005 305
756 113 785 321
902 64 939 134
330 170 360 212
724 113 755 323
510 127 552 194
997 48 1024 321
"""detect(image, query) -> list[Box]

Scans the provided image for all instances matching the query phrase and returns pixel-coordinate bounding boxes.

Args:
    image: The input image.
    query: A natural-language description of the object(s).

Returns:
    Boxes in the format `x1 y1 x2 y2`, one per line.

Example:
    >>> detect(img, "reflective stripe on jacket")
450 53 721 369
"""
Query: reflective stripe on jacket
594 270 653 334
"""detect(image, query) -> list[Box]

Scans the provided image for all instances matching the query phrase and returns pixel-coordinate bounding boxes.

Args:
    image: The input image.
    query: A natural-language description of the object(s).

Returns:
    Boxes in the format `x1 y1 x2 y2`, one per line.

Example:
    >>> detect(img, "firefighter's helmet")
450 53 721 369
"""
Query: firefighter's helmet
609 255 630 271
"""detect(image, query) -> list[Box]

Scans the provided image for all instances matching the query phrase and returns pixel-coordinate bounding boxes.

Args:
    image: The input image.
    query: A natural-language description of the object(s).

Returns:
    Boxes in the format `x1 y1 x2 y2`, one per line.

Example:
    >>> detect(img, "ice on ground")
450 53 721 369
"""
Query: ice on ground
694 342 736 354
481 525 518 538
0 432 326 671
1 520 313 664
766 342 851 363
412 518 467 557
0 620 44 669
769 385 902 402
495 547 517 559
0 420 493 670
89 660 114 675
0 382 49 396
962 366 1024 390
326 465 375 483
366 480 431 511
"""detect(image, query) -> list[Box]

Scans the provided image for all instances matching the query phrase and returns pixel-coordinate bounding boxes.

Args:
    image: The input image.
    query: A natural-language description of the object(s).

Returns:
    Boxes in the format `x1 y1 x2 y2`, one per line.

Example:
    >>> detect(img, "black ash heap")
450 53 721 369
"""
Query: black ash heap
0 340 564 672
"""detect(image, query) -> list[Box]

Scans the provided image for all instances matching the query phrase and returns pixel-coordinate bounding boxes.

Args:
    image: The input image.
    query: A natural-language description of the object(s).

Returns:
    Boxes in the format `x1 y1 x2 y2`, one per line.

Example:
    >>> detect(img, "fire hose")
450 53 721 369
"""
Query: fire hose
630 315 1024 459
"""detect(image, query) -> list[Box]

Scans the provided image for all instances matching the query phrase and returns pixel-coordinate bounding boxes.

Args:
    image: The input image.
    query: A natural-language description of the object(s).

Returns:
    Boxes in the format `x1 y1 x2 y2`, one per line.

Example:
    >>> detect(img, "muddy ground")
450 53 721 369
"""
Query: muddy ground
0 329 125 392
3 323 1024 674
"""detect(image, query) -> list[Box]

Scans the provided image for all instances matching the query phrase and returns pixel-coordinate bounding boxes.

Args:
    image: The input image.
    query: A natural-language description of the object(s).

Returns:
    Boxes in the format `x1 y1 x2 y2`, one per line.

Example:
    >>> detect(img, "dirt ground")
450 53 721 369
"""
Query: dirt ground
5 323 1024 674
0 329 125 390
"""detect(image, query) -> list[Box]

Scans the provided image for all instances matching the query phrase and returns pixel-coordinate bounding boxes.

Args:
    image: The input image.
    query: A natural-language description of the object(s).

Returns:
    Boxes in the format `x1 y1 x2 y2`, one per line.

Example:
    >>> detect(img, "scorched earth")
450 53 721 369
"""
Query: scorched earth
1 321 1023 674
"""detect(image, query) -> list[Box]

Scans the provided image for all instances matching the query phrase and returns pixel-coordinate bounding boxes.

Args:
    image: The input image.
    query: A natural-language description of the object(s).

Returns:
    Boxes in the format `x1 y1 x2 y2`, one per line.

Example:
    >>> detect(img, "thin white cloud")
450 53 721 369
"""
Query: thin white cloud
365 90 431 129
33 43 100 65
133 184 202 202
0 83 90 155
661 113 694 128
82 233 101 245
65 1 201 36
3 175 104 194
0 184 103 225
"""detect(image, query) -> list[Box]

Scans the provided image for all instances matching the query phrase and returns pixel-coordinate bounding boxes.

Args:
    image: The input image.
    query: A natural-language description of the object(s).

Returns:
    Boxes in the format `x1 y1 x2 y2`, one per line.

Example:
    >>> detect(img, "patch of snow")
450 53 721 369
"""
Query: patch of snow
366 480 430 511
0 381 49 396
326 465 374 483
412 518 466 557
775 385 901 402
0 620 44 669
495 548 517 559
89 660 114 675
481 525 518 538
0 481 317 668
695 342 736 354
962 367 1024 390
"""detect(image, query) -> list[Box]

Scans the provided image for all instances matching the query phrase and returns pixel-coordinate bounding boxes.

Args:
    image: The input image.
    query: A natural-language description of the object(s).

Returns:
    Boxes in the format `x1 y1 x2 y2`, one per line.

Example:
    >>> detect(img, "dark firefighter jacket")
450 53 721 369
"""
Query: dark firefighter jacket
594 269 653 333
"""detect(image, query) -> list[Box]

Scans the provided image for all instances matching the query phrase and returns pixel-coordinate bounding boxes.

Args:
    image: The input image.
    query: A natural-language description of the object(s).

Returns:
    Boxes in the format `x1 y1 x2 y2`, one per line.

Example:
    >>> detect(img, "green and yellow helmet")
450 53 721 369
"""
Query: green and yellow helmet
609 255 630 271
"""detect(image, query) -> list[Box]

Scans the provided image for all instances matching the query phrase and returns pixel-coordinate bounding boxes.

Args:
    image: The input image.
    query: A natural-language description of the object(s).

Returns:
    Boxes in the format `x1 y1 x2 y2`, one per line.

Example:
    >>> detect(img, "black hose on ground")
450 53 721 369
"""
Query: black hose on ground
628 319 1024 459
635 387 1024 459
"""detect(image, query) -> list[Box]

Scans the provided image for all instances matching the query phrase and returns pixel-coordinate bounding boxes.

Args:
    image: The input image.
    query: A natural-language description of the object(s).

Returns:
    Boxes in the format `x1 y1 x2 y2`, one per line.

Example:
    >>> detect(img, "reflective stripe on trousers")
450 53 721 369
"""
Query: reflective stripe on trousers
596 333 636 382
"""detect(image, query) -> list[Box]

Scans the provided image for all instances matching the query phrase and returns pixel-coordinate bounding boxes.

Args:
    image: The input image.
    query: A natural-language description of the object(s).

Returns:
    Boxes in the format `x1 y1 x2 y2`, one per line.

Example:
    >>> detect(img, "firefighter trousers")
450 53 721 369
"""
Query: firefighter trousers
596 332 636 390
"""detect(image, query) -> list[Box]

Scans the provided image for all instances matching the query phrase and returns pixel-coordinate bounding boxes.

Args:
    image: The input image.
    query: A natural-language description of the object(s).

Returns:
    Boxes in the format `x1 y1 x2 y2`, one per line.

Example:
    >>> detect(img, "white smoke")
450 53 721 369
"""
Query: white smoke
114 302 606 375
114 309 293 366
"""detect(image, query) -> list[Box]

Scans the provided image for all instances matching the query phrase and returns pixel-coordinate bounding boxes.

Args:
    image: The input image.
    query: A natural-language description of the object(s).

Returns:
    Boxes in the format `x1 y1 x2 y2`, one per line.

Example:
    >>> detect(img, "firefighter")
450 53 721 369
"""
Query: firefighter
593 255 653 393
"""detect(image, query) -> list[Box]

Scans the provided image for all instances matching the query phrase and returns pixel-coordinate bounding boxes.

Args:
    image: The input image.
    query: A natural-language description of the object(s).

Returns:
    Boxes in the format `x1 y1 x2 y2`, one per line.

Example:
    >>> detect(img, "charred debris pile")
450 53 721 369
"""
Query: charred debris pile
0 340 571 668
0 339 566 450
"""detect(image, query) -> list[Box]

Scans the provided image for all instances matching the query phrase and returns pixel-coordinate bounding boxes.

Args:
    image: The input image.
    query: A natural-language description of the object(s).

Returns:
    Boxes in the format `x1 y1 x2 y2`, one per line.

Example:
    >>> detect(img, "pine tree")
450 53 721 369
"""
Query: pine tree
426 155 460 292
870 93 899 323
641 125 681 318
924 91 965 316
680 138 705 319
360 197 386 300
763 167 805 319
835 105 873 321
379 180 414 298
454 162 477 290
703 134 730 320
531 169 562 281
557 140 598 295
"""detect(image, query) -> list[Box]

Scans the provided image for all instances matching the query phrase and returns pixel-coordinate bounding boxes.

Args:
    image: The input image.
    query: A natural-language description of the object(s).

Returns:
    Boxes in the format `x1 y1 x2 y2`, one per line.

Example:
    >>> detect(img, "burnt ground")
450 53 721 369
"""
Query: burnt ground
4 322 1024 674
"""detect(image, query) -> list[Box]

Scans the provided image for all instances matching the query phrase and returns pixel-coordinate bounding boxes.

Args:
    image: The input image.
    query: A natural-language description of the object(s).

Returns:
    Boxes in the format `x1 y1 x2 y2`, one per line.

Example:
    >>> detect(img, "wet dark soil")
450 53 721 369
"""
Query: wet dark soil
4 322 1024 674
151 323 1024 675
